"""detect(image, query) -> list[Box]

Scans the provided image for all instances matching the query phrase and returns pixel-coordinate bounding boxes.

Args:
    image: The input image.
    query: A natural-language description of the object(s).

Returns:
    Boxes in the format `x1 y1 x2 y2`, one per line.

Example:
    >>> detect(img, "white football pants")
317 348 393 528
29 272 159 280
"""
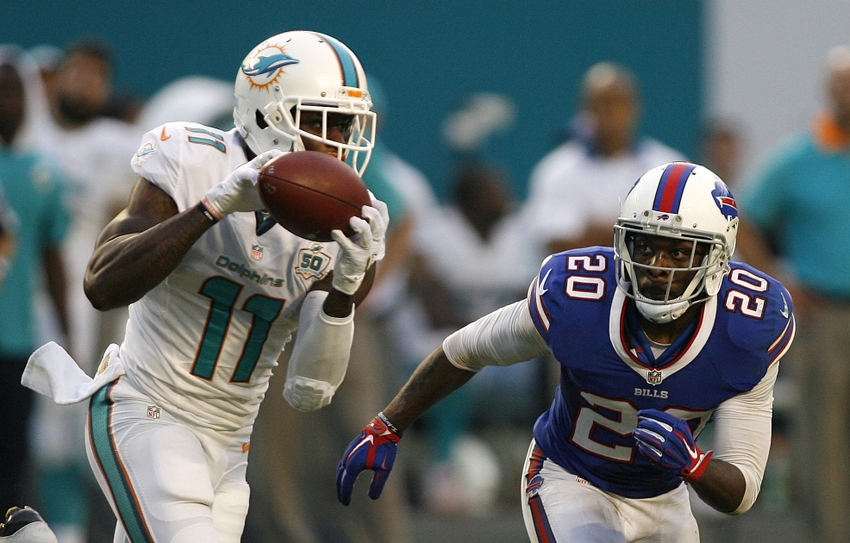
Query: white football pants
85 378 251 543
521 439 699 543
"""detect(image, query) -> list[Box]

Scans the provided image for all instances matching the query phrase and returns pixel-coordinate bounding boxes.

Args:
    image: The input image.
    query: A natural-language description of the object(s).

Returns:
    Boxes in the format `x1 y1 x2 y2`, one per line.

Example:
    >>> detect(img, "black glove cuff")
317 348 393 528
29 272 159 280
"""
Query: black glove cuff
377 411 400 436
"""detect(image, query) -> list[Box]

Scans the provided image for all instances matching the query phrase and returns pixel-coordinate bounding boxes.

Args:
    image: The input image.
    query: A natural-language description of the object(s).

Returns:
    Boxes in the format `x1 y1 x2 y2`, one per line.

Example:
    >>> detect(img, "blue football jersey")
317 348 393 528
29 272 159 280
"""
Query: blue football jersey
527 247 795 498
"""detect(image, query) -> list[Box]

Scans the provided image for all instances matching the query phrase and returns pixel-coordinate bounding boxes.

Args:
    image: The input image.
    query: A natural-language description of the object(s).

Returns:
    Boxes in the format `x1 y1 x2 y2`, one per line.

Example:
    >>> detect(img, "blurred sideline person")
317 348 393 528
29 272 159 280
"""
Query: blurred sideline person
399 160 541 515
25 37 142 543
26 45 62 124
699 118 746 191
524 62 685 258
40 37 141 370
338 162 795 543
136 75 234 131
372 93 535 516
22 30 388 543
735 45 850 543
0 45 71 517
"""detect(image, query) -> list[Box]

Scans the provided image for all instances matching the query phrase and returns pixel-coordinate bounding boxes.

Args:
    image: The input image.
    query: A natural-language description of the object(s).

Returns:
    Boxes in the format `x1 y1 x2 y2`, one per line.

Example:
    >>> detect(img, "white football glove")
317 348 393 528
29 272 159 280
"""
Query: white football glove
367 191 389 262
330 198 389 295
202 149 283 219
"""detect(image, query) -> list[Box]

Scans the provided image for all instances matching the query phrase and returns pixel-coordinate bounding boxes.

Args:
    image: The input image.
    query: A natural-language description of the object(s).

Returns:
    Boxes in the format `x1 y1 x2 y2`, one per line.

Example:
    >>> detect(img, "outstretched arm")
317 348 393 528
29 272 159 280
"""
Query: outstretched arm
335 345 476 505
336 300 550 505
383 346 476 432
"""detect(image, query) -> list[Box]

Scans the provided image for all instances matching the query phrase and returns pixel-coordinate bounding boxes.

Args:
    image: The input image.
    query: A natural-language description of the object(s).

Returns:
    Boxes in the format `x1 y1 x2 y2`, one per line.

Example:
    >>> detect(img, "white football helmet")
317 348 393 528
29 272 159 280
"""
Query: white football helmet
233 31 376 174
613 162 739 323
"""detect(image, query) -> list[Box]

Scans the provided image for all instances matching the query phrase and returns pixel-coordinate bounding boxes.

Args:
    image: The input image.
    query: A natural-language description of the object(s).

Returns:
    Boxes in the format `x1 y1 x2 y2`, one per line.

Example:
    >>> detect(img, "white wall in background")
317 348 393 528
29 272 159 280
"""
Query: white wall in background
706 0 850 180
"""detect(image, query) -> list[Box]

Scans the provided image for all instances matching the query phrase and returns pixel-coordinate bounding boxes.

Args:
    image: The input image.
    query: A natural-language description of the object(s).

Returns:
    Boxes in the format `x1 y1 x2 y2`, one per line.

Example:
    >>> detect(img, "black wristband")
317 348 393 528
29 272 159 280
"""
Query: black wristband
196 201 219 224
377 411 400 435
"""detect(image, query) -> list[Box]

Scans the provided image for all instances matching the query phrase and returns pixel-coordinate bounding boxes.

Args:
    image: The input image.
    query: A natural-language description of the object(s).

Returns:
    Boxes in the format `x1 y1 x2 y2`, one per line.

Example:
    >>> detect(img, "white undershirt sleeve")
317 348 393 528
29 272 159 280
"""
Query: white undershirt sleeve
283 290 354 412
443 300 551 372
711 360 780 514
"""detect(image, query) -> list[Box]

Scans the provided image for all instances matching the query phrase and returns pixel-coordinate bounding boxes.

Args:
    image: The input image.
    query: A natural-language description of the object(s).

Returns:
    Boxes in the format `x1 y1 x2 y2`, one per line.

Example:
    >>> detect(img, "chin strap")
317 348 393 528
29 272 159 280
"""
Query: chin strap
633 266 707 323
635 297 691 324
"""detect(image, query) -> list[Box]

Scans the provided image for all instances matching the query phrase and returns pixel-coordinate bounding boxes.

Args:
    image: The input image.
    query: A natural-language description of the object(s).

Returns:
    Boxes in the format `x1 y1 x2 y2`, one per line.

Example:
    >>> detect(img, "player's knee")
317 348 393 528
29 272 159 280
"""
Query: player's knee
283 376 336 412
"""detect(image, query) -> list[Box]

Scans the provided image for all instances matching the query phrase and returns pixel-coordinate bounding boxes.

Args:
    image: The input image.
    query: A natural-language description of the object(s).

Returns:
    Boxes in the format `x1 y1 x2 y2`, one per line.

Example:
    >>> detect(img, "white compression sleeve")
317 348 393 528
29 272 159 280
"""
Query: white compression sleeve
283 290 354 412
711 360 780 514
443 300 551 372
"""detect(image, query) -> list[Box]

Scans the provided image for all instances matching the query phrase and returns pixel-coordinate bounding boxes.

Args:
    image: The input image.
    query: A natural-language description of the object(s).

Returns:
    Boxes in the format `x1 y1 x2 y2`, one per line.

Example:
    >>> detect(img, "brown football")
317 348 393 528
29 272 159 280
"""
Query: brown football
258 151 370 242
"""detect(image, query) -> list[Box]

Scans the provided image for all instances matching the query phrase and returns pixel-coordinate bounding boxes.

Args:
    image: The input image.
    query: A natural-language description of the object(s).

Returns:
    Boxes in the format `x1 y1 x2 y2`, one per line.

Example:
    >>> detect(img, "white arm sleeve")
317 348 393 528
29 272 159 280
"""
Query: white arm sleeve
443 300 551 372
283 290 354 412
711 360 780 515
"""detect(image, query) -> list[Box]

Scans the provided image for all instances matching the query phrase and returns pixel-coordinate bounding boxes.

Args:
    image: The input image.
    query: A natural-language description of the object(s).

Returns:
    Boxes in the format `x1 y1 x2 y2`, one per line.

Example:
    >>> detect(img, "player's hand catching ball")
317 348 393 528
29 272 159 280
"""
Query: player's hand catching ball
633 409 713 483
336 412 401 505
202 149 284 220
366 191 389 262
330 194 389 296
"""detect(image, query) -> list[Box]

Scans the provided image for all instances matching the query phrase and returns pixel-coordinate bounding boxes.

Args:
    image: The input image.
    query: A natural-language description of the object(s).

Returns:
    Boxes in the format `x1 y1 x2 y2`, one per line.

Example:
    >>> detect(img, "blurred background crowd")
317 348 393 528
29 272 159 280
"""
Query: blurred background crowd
2 1 849 542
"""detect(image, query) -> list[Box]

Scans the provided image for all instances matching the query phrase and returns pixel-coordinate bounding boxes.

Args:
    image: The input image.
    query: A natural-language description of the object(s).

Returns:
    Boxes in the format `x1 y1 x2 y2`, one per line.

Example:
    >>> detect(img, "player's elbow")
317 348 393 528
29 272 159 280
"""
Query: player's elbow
84 269 139 311
282 376 336 412
84 278 113 311
728 481 759 516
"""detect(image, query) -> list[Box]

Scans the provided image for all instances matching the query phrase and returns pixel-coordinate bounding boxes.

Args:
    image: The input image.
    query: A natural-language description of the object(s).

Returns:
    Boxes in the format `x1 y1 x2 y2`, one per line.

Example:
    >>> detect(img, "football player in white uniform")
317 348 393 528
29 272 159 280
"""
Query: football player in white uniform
22 30 386 543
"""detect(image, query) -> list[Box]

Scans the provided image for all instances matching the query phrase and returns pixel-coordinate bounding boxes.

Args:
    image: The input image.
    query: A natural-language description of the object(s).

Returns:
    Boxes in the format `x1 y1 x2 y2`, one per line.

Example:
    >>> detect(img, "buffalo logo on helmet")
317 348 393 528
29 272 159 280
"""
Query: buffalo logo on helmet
711 181 738 220
241 43 300 91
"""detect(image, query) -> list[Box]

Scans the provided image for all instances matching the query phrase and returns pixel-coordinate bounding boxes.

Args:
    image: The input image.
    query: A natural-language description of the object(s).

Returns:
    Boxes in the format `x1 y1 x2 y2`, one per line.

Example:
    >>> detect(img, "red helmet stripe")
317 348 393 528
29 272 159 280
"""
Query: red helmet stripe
654 162 696 213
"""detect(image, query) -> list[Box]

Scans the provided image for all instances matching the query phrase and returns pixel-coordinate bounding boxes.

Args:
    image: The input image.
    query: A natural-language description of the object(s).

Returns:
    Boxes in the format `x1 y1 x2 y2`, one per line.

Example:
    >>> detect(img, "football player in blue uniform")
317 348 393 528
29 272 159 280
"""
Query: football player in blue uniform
336 162 795 542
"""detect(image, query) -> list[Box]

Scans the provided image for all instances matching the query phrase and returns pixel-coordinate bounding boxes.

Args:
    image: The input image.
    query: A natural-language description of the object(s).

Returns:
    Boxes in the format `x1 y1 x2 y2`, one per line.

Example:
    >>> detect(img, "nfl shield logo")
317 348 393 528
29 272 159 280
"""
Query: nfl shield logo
647 370 663 385
251 244 264 260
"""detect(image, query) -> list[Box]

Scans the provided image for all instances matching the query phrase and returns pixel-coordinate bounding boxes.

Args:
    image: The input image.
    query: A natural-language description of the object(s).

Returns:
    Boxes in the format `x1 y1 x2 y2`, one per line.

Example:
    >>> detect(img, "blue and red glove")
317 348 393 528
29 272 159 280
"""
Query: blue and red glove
633 408 713 483
336 412 401 506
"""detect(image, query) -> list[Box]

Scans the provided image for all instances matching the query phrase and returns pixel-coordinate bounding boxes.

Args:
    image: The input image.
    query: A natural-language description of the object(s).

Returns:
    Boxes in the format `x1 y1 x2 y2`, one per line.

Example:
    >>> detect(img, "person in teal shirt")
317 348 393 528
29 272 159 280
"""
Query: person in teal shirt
737 45 850 543
0 46 70 515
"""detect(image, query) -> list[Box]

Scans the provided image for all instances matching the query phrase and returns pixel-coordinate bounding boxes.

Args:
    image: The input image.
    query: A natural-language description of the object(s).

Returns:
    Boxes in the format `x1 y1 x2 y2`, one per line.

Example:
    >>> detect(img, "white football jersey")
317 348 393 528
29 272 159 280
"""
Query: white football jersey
122 122 339 434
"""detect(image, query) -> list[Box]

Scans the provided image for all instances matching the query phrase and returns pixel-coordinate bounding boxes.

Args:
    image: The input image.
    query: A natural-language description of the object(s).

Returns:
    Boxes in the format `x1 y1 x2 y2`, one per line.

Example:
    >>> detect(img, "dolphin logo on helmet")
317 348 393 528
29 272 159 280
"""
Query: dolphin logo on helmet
241 52 299 84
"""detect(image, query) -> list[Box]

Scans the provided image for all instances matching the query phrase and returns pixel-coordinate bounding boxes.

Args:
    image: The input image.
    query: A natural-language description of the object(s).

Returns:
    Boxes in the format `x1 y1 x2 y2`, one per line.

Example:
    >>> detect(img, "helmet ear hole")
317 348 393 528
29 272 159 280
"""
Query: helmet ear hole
255 109 269 130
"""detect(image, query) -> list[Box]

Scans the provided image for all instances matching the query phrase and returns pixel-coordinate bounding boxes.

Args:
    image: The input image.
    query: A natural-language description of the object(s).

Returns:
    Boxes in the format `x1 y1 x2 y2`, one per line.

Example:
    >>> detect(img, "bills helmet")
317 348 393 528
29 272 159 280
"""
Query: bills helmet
233 31 376 174
613 162 739 323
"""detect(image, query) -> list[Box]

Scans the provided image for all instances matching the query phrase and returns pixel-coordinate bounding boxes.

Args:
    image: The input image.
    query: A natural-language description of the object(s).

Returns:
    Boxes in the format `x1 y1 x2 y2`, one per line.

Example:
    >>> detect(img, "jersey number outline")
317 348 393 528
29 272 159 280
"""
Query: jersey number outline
724 268 768 319
572 391 713 463
191 276 284 382
565 255 608 300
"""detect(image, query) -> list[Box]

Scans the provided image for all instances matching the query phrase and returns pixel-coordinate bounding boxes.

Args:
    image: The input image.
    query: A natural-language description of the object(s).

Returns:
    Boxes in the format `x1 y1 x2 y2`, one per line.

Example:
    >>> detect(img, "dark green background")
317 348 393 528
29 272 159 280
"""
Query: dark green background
3 1 703 200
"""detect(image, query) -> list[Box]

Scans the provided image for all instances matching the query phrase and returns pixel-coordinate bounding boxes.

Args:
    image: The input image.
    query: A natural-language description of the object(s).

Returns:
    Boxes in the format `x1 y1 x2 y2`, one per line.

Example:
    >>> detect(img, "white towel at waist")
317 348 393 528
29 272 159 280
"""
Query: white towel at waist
22 341 125 404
